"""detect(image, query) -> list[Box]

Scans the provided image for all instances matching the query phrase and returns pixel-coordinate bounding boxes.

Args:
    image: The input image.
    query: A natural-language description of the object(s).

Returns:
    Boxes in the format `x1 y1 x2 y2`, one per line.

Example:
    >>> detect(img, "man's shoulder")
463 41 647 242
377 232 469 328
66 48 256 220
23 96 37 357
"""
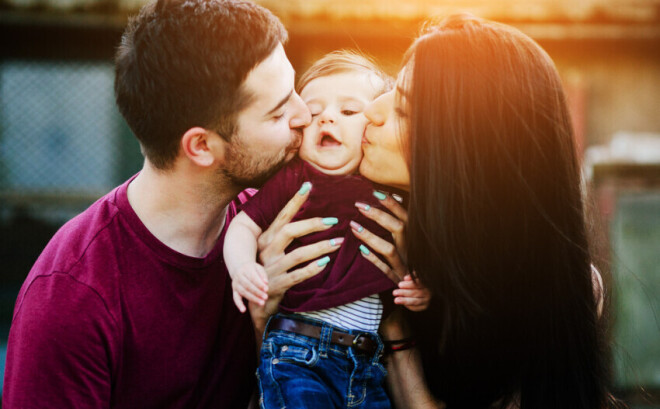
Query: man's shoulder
23 186 126 291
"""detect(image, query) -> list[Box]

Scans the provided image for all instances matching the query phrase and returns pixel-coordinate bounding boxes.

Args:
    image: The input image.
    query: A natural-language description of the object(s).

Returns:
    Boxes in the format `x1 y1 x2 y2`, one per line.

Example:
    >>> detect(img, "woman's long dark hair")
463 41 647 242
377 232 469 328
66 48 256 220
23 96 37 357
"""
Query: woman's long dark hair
405 14 613 408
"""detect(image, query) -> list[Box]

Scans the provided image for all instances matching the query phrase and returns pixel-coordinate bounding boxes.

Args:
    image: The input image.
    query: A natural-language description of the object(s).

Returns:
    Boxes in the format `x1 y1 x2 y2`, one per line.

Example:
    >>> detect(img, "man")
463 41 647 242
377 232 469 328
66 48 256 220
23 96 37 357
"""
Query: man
2 0 335 407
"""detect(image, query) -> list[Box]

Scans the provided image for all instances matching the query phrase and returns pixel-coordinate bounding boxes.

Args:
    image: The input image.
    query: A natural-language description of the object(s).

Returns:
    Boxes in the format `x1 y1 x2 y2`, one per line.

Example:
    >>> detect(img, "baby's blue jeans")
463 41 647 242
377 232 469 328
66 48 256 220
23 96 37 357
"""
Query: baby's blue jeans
257 313 391 409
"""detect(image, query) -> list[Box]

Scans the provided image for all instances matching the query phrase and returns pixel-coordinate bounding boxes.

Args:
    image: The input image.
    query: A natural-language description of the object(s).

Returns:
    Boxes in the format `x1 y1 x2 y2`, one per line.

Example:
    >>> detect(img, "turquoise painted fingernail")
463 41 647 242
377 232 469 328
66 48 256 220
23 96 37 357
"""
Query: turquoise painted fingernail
322 217 338 226
373 191 387 200
330 239 336 246
298 182 312 195
317 256 331 267
364 204 371 211
359 245 370 255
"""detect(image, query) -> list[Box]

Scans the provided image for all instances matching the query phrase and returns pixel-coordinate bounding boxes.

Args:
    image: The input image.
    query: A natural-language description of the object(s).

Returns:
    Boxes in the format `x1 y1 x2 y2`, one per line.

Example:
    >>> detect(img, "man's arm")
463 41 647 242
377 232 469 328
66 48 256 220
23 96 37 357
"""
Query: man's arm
3 273 116 408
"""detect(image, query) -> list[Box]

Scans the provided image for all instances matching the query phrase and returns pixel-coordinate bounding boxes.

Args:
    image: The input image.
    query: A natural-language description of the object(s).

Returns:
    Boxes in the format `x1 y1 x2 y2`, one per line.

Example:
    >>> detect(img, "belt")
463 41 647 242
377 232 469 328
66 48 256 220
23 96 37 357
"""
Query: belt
267 316 379 355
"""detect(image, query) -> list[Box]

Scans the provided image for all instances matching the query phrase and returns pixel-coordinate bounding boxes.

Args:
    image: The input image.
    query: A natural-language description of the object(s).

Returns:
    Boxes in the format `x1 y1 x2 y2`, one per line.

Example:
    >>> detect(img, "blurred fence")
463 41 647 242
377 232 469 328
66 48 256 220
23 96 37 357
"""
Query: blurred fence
0 59 142 336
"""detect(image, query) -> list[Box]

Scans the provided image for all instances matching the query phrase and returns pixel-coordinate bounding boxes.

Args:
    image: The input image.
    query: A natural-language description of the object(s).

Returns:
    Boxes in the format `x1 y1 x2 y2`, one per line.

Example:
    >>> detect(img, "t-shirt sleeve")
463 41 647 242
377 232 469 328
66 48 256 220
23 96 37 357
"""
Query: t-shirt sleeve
3 273 117 409
240 160 302 231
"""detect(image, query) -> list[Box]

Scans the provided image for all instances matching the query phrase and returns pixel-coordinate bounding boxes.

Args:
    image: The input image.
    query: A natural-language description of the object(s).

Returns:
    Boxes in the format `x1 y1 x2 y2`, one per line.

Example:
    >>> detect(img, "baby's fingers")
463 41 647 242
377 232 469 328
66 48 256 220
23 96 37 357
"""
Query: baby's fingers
394 295 429 312
233 278 267 308
232 289 247 313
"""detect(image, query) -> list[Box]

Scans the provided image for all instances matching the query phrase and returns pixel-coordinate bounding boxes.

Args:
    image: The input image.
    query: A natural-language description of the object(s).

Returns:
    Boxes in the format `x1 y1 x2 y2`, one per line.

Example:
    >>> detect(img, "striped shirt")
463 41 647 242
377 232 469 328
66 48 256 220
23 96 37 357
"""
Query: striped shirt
298 294 383 332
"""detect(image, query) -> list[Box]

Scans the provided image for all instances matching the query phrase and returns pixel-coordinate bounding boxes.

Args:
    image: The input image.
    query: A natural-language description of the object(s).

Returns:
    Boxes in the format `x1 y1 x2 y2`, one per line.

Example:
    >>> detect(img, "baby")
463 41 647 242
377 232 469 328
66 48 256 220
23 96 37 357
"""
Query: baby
224 51 422 409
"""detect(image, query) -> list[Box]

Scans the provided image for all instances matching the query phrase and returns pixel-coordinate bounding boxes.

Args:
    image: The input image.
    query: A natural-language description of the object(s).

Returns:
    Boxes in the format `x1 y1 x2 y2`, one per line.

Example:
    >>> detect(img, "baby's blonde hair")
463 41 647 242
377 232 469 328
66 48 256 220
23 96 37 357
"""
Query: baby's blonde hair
297 50 394 96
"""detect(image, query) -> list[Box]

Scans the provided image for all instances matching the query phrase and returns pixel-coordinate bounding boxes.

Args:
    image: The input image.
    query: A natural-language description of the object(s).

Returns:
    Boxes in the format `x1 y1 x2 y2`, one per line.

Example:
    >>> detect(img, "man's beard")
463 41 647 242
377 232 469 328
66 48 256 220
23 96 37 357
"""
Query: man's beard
220 130 301 189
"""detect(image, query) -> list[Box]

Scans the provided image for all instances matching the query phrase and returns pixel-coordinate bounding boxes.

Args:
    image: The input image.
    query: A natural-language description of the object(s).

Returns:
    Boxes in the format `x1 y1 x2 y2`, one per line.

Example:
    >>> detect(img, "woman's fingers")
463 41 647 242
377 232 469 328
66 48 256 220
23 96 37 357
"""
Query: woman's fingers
272 257 326 292
265 238 343 276
373 190 408 223
357 244 402 284
258 182 312 254
258 217 337 266
354 203 407 262
351 221 407 282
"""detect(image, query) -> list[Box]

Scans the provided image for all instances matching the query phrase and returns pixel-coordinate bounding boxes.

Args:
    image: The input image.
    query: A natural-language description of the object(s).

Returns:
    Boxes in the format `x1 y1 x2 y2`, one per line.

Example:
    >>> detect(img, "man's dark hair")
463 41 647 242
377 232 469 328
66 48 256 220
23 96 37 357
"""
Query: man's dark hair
114 0 287 169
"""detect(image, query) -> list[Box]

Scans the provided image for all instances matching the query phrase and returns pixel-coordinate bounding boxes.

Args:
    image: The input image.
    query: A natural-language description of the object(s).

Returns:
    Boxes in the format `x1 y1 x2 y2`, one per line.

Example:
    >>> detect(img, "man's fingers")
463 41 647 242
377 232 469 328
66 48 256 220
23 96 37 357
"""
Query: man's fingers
267 237 343 275
372 190 408 223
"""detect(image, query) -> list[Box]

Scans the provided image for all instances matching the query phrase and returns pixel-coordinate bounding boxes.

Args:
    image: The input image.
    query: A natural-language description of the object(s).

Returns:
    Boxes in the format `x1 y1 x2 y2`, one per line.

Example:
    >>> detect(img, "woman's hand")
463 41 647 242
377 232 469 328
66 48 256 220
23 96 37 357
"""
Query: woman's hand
351 191 408 283
248 182 343 336
352 191 432 311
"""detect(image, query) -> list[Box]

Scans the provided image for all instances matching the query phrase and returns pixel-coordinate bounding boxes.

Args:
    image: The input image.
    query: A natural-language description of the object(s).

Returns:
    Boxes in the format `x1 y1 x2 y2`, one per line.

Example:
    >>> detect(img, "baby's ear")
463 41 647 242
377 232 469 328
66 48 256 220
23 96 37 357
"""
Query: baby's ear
180 127 227 167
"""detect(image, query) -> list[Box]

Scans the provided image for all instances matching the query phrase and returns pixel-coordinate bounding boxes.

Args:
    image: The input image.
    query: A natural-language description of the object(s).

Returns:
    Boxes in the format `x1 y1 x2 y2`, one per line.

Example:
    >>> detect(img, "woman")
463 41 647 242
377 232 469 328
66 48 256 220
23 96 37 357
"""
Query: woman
353 13 619 408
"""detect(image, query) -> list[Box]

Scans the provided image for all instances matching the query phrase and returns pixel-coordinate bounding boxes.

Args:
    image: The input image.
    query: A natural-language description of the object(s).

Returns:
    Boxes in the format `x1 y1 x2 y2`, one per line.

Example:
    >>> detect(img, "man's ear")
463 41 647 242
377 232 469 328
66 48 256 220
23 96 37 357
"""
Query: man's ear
180 127 227 167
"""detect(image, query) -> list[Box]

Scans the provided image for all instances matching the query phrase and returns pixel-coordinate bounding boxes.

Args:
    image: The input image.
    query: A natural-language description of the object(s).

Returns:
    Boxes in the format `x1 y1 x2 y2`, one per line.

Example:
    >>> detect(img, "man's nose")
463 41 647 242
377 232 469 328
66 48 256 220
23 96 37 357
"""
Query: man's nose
289 92 311 128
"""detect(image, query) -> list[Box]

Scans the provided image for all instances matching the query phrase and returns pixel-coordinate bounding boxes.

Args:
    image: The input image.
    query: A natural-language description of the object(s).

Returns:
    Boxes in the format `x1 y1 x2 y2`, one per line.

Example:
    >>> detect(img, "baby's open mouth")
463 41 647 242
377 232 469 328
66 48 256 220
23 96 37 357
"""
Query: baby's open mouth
319 131 341 147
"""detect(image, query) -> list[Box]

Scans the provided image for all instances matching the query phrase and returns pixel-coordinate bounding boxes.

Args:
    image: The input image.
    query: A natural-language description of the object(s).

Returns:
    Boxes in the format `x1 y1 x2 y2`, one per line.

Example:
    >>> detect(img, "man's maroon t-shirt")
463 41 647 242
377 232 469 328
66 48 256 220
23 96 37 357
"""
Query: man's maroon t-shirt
3 176 256 409
241 157 396 313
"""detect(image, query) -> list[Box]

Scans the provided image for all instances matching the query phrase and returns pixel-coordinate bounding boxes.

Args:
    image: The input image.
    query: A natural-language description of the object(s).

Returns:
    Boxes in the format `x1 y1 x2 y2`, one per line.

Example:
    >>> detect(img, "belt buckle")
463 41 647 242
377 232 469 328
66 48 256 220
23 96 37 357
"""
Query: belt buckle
352 333 366 348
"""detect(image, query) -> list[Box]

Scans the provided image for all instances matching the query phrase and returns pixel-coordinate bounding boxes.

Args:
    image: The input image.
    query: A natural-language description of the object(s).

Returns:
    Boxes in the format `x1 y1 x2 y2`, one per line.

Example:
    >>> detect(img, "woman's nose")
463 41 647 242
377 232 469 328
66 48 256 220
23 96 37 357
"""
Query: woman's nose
364 95 385 126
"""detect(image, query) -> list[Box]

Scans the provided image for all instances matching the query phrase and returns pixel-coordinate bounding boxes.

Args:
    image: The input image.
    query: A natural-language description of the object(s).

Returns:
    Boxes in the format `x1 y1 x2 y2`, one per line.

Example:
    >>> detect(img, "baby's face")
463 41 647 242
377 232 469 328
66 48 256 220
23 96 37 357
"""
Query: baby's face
299 72 383 175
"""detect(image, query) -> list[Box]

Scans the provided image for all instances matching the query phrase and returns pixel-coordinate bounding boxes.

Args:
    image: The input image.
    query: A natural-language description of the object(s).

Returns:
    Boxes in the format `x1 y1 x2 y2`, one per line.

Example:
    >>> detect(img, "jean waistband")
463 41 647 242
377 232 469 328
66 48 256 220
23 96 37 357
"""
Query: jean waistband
266 314 380 355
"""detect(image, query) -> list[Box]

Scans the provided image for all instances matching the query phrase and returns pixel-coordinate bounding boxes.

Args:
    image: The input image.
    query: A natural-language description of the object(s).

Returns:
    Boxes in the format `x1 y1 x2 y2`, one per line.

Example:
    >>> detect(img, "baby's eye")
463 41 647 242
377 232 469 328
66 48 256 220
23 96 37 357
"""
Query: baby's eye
310 111 321 117
341 109 359 116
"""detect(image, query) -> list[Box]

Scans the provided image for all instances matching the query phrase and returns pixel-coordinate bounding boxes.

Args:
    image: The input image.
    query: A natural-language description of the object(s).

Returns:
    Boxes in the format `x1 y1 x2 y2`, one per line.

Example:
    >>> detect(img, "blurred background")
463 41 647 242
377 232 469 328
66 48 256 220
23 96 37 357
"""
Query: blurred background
0 0 659 406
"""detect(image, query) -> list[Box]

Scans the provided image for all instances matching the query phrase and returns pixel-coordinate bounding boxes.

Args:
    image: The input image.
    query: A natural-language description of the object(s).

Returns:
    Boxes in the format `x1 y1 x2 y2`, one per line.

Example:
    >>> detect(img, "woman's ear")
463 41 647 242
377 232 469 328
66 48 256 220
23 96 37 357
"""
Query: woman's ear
180 127 227 167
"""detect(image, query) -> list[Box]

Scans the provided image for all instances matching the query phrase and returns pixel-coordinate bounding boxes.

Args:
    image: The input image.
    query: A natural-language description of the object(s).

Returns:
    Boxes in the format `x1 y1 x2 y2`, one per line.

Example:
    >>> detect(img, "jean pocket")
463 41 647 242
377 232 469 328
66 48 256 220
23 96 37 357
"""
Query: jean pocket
273 342 319 367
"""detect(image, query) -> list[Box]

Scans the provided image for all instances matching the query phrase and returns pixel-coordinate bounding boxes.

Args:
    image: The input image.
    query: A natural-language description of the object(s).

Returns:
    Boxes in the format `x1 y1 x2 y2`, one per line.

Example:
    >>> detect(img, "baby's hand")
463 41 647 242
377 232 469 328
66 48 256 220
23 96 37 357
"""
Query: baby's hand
231 262 269 313
393 274 431 312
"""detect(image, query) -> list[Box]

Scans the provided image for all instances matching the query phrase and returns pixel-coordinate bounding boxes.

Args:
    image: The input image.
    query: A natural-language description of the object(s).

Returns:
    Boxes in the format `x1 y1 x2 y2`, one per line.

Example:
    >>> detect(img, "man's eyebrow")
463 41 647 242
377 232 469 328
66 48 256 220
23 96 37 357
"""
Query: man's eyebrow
266 90 293 116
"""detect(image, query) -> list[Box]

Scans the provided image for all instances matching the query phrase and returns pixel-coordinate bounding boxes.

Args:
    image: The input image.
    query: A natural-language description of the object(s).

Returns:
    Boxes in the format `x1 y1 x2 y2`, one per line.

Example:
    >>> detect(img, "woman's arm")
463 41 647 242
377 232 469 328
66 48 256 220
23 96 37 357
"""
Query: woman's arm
381 310 444 409
351 191 440 408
